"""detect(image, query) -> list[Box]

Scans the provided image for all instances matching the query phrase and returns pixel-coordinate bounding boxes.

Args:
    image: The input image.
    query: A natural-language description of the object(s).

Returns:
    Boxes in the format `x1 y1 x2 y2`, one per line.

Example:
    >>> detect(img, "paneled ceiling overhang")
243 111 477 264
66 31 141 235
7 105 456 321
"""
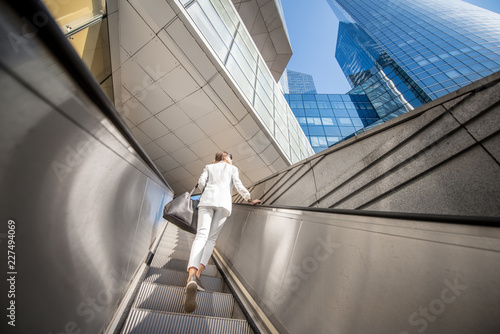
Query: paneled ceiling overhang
108 0 312 194
232 0 292 82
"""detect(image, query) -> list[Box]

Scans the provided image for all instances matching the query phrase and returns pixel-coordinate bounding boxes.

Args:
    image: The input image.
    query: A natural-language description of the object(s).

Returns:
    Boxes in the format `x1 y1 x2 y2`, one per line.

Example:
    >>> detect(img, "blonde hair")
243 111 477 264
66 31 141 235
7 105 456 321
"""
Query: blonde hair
212 151 229 164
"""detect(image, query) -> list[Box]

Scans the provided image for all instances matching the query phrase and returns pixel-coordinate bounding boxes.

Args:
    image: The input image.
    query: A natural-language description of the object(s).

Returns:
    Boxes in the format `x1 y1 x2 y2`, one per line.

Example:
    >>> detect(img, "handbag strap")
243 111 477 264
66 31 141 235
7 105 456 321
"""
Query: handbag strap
190 166 209 197
189 184 198 196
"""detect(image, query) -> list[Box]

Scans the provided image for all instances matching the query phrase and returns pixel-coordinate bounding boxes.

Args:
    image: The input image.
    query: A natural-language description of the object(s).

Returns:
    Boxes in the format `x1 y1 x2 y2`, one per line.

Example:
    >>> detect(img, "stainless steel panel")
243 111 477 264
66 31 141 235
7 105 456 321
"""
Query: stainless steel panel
216 207 251 258
128 178 172 276
0 5 173 333
221 206 302 316
217 206 500 334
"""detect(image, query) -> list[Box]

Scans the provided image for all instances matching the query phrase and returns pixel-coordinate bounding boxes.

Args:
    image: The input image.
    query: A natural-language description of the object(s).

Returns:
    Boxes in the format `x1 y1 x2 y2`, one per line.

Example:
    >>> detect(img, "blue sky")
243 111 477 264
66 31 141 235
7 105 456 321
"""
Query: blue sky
281 0 500 94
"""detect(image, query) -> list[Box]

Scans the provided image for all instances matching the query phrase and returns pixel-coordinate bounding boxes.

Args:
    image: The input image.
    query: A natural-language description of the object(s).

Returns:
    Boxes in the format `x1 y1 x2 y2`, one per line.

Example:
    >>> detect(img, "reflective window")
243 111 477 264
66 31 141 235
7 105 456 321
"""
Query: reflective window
285 92 382 151
309 126 326 136
187 3 229 61
68 17 111 84
43 0 113 102
226 54 254 102
335 0 500 103
304 101 318 108
340 126 356 136
183 0 315 161
338 118 353 126
43 0 105 33
321 118 335 126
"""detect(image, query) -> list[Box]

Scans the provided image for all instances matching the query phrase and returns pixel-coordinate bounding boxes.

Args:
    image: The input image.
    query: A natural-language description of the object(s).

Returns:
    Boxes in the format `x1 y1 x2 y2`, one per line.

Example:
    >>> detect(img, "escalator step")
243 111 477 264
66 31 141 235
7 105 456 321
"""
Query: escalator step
156 240 192 253
133 282 234 318
122 308 252 334
145 267 225 292
161 233 194 244
164 224 195 238
156 242 193 254
150 255 218 276
155 247 191 260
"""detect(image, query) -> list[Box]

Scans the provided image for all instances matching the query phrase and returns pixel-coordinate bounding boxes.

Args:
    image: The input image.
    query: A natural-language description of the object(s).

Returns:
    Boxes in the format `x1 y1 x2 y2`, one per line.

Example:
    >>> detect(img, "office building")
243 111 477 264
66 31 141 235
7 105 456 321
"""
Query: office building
329 0 500 125
41 0 314 193
285 93 379 153
280 69 317 94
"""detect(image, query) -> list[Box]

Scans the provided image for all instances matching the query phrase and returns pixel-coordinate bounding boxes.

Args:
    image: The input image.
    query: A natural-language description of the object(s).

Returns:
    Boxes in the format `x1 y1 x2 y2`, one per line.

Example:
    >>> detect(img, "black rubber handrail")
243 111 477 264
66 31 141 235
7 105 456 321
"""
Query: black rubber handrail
234 203 500 227
6 0 173 193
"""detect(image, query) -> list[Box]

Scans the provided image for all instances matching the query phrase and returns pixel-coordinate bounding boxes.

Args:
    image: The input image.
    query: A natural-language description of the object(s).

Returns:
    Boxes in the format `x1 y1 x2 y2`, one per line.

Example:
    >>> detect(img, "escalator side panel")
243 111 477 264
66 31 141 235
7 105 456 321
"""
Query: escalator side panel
217 205 500 334
0 5 173 333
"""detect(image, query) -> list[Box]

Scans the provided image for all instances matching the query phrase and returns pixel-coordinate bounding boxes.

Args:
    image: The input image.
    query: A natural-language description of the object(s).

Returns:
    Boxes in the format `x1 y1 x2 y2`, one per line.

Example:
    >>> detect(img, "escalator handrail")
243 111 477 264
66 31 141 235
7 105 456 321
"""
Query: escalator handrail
6 0 173 193
234 203 500 227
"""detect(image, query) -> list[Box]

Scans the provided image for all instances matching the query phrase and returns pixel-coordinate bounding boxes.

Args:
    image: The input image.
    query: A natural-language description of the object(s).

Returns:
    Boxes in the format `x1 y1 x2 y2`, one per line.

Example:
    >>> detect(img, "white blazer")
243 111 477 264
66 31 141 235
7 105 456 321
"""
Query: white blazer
197 162 251 216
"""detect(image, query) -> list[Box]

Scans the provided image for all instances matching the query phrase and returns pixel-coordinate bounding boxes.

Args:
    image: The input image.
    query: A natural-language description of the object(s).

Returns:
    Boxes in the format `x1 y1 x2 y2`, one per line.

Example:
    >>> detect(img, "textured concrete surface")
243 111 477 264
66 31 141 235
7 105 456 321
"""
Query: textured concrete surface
482 133 500 164
235 71 500 217
363 145 500 216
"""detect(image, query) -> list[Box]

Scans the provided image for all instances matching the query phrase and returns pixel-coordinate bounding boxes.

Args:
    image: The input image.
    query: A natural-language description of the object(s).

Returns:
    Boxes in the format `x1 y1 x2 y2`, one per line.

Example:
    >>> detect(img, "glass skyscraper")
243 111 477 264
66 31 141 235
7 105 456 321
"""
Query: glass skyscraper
330 0 500 101
285 0 500 154
285 93 379 153
335 20 431 121
280 68 380 152
280 69 317 94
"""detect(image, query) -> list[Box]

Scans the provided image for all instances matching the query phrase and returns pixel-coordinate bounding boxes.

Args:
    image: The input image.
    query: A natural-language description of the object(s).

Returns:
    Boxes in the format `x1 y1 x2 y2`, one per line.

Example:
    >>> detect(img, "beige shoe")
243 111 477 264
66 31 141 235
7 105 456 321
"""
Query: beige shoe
195 276 205 291
184 274 197 313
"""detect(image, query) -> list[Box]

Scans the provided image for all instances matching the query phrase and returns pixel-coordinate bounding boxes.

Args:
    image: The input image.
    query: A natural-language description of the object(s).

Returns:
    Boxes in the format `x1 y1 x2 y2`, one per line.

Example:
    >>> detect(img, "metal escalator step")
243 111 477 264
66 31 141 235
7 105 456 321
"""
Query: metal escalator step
122 308 252 334
154 247 191 260
164 224 195 237
145 267 224 292
133 282 234 318
161 233 195 243
156 242 192 254
156 242 193 253
150 255 218 276
160 236 194 244
159 237 194 248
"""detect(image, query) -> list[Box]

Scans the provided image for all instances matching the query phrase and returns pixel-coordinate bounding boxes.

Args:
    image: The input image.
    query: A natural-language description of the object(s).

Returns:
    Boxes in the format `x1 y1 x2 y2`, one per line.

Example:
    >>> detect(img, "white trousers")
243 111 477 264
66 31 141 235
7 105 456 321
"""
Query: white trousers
187 206 228 271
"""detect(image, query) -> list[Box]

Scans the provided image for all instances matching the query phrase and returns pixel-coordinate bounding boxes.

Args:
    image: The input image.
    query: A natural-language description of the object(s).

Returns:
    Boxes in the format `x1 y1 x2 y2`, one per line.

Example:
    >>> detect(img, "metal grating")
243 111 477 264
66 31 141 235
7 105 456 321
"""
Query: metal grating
144 267 225 293
133 283 234 318
122 308 252 334
150 255 218 275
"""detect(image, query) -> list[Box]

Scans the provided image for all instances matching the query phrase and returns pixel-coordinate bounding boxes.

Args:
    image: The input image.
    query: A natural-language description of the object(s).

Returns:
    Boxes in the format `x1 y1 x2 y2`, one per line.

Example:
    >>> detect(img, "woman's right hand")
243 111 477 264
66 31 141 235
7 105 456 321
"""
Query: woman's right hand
250 199 262 205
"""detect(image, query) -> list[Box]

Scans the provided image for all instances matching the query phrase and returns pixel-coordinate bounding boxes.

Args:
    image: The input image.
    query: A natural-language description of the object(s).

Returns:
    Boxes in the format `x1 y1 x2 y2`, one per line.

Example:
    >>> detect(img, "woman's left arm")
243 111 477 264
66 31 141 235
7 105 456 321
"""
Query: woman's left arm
232 167 250 200
232 167 261 204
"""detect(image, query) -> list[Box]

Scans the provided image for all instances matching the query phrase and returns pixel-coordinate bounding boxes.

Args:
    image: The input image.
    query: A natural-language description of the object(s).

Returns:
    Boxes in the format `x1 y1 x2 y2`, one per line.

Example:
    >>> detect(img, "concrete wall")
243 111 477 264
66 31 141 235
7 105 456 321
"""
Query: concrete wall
235 71 500 217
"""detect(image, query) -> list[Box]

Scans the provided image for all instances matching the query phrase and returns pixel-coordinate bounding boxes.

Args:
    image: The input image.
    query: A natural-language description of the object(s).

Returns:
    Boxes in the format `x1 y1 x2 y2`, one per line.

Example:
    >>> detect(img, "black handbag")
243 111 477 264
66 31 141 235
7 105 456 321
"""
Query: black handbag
163 184 199 234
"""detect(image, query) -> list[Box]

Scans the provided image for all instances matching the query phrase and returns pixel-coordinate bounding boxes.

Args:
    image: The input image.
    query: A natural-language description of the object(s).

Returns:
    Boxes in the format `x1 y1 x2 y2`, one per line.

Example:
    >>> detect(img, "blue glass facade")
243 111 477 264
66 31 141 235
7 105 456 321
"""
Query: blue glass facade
332 0 500 100
284 0 500 154
285 93 379 153
336 21 380 87
336 20 431 120
280 69 317 94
